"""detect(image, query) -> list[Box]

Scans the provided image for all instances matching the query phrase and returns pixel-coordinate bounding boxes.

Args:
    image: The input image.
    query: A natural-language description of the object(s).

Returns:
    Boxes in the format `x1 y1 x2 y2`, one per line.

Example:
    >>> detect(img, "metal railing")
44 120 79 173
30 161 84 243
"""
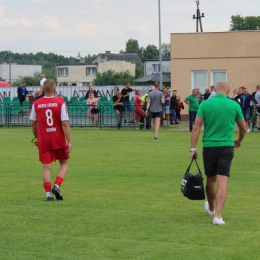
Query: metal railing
0 103 150 129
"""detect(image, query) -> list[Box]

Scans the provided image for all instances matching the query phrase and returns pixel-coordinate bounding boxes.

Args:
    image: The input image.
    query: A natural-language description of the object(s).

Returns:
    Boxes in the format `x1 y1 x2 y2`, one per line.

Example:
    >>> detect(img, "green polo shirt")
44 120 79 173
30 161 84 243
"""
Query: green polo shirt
186 94 199 112
197 94 244 147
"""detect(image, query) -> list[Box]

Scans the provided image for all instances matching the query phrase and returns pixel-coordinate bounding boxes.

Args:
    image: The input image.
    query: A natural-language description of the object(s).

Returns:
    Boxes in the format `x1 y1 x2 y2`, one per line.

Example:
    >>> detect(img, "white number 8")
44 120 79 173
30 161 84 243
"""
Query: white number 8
46 109 53 126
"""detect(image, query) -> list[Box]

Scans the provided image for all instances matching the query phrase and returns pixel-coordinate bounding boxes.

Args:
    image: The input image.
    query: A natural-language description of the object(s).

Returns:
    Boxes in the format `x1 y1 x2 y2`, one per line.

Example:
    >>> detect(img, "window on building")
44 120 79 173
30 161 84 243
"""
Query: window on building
211 71 227 86
59 68 68 77
191 71 207 93
86 67 97 76
152 64 160 73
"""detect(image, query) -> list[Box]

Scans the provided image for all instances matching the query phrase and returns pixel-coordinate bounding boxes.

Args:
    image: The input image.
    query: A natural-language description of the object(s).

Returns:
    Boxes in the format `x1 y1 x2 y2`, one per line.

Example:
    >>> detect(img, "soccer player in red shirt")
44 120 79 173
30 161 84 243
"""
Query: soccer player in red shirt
30 79 72 201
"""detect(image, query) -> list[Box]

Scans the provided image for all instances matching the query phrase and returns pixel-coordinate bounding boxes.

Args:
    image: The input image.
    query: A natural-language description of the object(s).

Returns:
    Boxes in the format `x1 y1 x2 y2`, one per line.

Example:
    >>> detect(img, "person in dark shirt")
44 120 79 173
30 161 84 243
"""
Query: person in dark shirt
85 86 98 99
121 83 136 124
170 90 178 124
202 88 211 101
17 81 29 105
113 91 124 129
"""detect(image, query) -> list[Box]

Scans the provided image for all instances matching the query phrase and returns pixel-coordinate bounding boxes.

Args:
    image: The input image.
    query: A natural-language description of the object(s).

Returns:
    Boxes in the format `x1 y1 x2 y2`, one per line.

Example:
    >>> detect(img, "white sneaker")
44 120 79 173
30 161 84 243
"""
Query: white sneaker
213 217 225 225
247 129 251 133
204 201 215 217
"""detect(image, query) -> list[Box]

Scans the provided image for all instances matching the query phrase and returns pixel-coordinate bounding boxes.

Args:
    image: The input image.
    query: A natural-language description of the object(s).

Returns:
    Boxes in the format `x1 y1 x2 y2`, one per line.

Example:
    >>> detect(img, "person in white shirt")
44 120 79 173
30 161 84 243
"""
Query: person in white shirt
40 74 47 92
208 85 216 99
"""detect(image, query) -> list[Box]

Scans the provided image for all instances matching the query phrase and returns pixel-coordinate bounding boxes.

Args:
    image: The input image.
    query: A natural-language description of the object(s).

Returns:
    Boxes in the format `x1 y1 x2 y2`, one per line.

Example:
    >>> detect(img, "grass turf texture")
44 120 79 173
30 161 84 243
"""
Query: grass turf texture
0 127 259 260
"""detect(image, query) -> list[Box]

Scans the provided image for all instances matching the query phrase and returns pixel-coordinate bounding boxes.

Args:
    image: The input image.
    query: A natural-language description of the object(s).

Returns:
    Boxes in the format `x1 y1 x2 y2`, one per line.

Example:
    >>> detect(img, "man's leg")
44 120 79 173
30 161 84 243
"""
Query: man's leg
215 175 228 219
154 117 160 138
42 164 53 201
206 175 217 212
52 160 68 200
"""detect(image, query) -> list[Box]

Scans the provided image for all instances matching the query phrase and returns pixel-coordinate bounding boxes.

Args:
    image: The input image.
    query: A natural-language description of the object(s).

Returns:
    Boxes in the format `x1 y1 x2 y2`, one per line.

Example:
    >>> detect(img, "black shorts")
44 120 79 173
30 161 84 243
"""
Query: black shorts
151 111 163 118
202 146 234 177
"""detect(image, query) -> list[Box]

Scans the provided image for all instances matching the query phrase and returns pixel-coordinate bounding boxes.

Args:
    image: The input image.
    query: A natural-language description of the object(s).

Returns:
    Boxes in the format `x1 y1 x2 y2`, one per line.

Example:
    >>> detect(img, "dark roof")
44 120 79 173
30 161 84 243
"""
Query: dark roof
144 58 170 62
56 62 96 66
91 53 142 67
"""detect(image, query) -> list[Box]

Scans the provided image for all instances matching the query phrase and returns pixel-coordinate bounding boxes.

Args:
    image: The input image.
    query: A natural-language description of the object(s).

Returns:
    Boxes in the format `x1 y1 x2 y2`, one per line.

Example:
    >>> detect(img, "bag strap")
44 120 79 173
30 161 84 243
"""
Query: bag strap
186 157 202 173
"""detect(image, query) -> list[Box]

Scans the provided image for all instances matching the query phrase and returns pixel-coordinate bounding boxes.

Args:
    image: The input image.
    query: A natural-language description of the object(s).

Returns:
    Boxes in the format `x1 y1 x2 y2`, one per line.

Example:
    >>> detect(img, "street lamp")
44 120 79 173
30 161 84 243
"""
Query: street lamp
158 0 162 89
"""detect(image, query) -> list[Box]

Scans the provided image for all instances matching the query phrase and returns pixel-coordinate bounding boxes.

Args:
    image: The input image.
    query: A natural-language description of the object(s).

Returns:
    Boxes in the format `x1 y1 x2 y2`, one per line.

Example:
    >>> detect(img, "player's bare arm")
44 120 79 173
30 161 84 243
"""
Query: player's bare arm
62 120 72 153
190 116 204 158
234 119 247 148
31 120 38 146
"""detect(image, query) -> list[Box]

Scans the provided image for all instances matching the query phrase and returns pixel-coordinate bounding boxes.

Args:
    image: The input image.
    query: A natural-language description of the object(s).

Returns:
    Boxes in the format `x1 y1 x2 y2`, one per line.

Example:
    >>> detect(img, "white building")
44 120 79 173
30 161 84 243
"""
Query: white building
0 63 42 84
144 59 171 77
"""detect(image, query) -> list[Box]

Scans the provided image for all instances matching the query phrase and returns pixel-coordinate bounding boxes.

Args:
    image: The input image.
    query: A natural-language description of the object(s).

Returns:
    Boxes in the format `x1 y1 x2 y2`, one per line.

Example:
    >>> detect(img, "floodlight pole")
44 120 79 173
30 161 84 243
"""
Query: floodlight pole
158 0 162 89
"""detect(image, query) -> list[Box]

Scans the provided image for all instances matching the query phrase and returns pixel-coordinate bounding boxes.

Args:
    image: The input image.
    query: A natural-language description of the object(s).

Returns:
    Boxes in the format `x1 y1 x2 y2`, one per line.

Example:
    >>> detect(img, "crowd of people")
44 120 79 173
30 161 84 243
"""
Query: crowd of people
184 85 260 133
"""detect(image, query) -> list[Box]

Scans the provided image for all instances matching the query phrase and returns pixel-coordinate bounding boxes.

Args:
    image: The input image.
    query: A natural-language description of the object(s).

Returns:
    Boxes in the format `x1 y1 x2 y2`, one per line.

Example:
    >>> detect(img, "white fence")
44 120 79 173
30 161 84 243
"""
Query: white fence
0 86 153 101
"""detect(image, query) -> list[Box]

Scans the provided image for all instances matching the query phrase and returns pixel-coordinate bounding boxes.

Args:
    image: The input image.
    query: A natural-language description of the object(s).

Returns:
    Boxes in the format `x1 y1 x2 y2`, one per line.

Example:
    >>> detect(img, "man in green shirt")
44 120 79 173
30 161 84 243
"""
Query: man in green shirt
184 89 199 132
190 82 247 225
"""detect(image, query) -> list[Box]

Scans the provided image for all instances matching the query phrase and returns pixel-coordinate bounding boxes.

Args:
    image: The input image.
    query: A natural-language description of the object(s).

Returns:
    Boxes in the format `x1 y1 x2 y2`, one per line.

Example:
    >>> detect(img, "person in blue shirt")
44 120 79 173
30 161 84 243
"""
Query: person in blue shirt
163 88 171 126
17 81 29 105
234 87 259 132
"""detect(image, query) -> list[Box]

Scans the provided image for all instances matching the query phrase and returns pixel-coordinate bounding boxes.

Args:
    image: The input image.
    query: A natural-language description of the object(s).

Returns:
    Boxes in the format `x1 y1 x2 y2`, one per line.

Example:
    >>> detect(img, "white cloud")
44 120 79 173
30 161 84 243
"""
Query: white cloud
129 25 152 36
75 23 97 36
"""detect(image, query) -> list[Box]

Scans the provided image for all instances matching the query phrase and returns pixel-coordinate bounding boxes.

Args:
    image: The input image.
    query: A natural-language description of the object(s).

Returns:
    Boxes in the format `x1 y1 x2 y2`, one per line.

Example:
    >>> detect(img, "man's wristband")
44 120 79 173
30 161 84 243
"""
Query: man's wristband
190 148 196 152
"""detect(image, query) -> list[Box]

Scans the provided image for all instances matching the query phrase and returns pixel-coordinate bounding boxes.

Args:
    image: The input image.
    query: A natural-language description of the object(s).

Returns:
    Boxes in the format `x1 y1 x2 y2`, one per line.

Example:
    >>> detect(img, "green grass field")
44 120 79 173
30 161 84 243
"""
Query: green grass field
0 127 259 260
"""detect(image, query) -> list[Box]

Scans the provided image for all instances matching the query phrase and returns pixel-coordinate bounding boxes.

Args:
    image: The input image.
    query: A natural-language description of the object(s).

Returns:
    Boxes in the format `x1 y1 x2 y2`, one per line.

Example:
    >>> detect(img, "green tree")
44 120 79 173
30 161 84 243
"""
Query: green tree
230 15 260 31
161 43 170 59
125 38 140 53
84 54 96 64
143 44 159 60
93 70 134 86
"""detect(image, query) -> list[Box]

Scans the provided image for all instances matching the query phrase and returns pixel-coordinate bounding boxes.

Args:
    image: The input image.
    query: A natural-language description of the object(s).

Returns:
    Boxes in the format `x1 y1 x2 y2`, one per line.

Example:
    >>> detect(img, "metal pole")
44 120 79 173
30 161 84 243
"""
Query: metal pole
158 0 162 89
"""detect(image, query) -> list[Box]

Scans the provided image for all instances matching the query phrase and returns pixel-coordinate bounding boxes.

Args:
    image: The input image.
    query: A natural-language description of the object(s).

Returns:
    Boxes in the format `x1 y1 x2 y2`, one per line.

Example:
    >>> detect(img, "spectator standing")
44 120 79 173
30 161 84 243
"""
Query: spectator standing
175 96 184 123
87 93 99 128
40 74 47 95
17 81 29 105
121 83 136 124
254 85 260 126
145 82 165 141
196 87 203 104
163 88 171 126
170 90 178 124
234 87 259 132
190 81 246 225
202 88 211 101
113 91 124 129
230 89 238 99
184 89 199 132
141 92 150 130
208 86 216 99
85 86 98 99
134 90 144 130
30 79 72 201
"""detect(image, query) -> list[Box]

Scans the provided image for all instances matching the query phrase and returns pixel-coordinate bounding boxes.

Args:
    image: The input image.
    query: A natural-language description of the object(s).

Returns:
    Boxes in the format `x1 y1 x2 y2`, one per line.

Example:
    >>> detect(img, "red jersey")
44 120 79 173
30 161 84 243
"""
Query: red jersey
134 95 143 112
30 97 69 151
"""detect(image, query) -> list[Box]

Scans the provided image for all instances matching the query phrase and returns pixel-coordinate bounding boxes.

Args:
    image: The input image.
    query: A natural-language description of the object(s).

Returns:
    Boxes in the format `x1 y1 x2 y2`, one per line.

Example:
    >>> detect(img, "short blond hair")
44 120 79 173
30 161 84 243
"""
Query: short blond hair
44 79 56 94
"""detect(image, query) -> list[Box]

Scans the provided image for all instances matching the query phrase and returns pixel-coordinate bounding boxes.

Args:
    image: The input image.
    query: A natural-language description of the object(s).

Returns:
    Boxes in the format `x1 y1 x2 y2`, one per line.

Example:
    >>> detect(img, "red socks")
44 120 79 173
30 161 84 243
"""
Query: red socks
54 176 64 187
43 183 51 192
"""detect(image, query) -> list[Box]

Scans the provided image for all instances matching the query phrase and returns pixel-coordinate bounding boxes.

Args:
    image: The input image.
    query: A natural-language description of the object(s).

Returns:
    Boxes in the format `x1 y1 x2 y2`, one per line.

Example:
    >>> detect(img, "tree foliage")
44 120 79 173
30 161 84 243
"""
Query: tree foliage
92 70 135 86
230 15 260 31
161 43 170 59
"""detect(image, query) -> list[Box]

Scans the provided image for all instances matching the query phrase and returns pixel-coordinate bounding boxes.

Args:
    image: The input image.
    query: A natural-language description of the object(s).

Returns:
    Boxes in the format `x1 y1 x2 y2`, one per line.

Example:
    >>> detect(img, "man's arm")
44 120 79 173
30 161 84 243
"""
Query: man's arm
62 120 72 153
31 120 38 138
234 119 247 148
184 98 189 106
190 116 204 158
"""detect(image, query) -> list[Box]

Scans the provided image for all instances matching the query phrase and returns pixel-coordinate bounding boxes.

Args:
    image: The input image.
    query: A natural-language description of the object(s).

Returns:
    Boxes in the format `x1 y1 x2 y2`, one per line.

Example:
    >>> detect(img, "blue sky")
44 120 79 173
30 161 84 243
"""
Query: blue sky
0 0 259 57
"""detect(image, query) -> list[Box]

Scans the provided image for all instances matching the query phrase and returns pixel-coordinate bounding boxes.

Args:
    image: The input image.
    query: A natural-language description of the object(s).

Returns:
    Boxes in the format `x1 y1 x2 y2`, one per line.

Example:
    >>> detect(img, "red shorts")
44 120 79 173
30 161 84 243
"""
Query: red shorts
39 147 70 164
134 109 144 121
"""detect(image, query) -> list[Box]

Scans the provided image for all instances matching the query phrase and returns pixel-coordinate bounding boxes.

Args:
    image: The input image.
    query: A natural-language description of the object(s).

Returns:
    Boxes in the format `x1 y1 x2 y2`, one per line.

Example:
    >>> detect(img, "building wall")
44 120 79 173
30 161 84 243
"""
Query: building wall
170 31 260 114
144 60 171 76
98 61 135 76
57 65 97 86
0 64 42 84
